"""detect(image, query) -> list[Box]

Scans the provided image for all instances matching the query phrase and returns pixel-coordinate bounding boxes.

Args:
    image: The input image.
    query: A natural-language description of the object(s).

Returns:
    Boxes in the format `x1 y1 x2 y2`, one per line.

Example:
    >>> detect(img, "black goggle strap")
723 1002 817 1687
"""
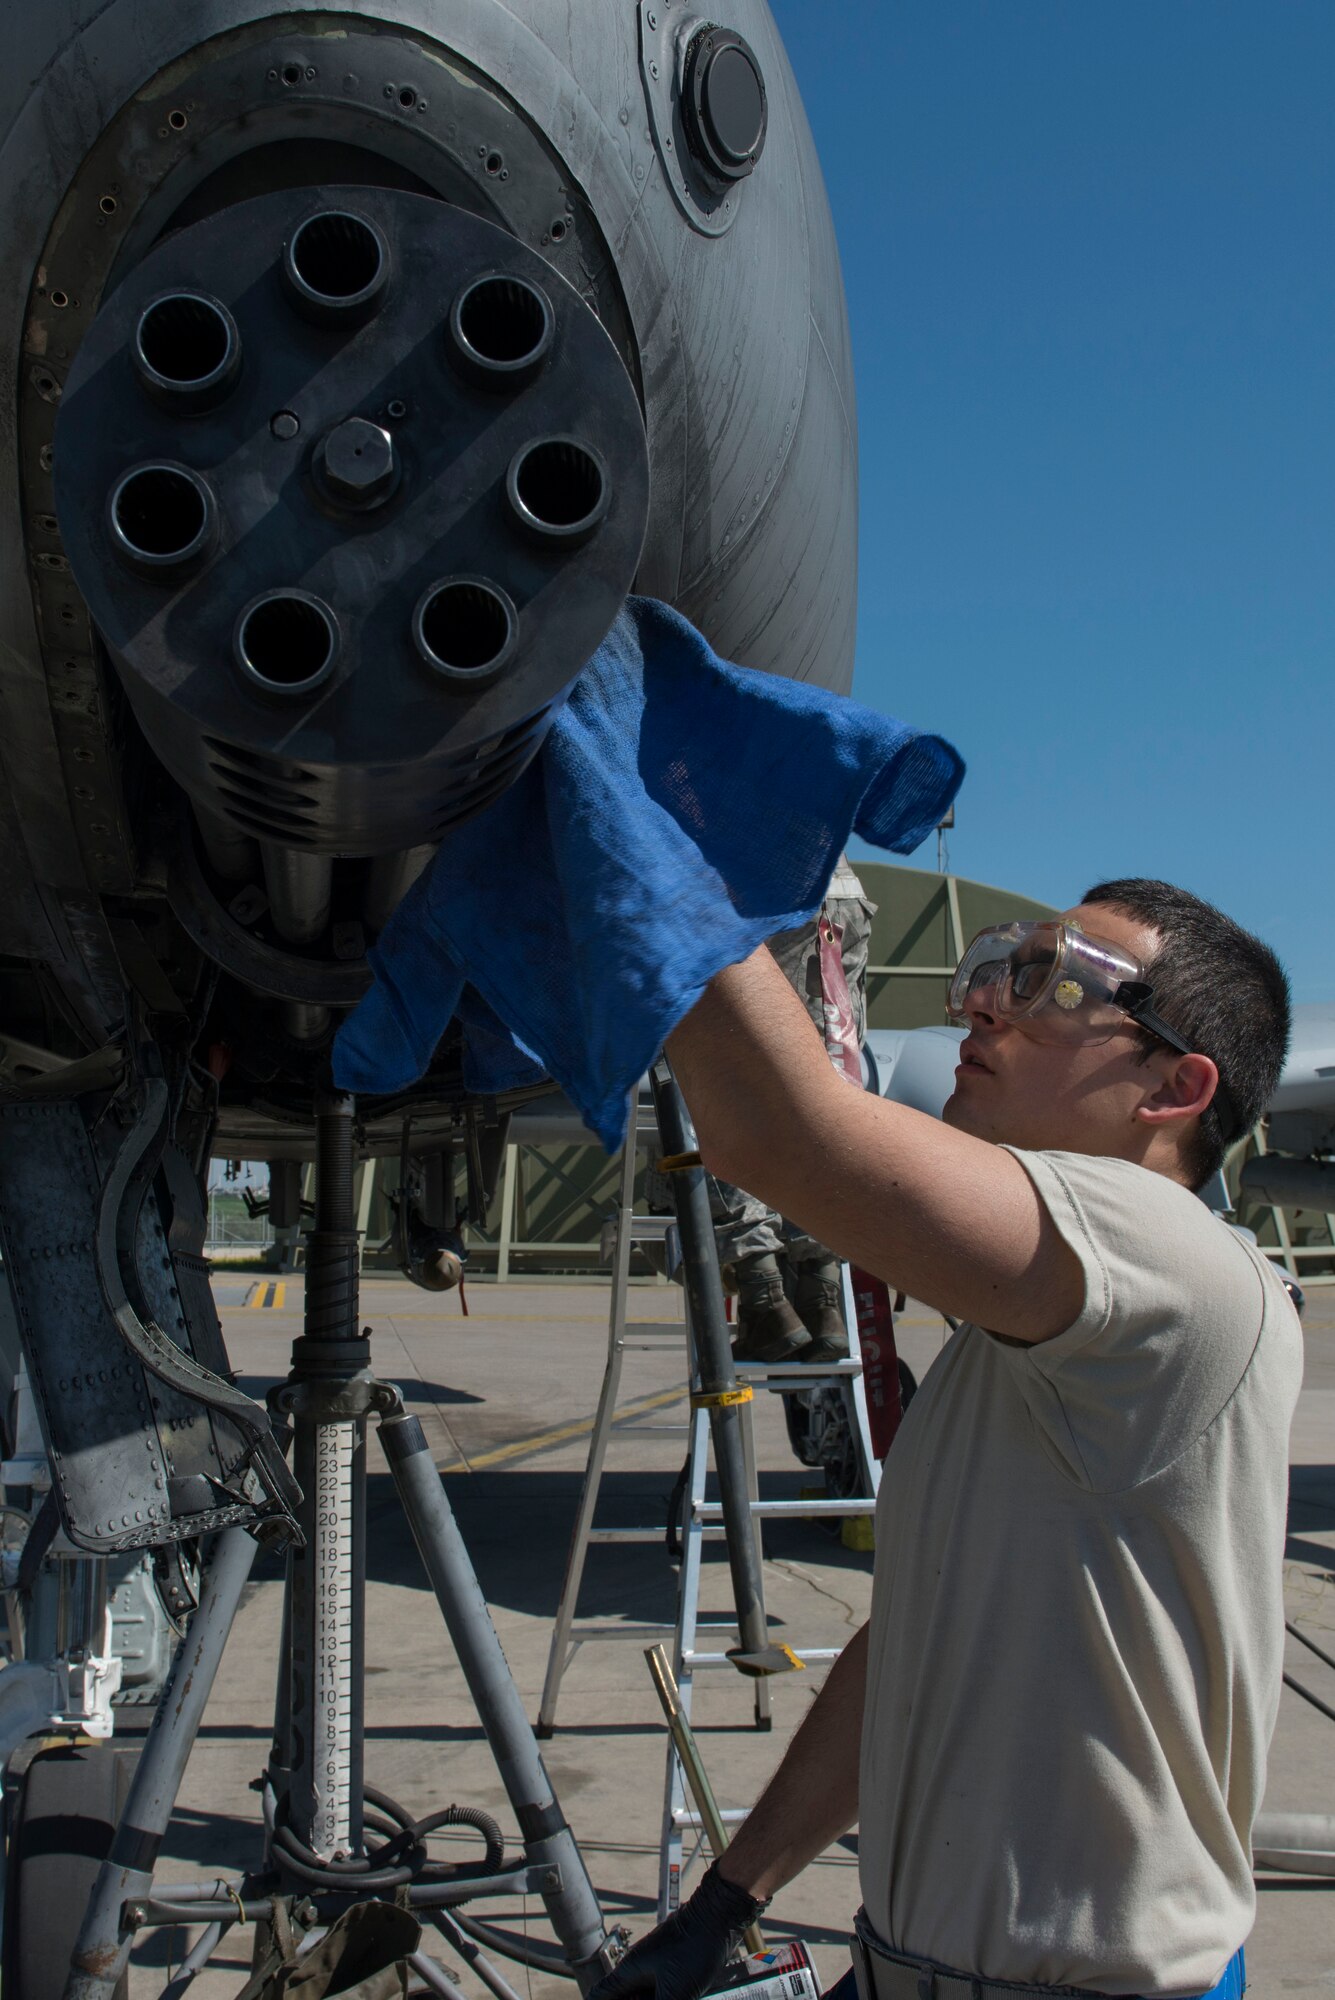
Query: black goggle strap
1113 982 1244 1144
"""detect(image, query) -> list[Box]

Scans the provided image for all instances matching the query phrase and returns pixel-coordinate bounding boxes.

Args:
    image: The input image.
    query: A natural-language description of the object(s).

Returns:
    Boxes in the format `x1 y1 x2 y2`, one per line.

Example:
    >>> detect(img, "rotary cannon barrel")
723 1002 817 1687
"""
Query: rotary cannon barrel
54 185 650 860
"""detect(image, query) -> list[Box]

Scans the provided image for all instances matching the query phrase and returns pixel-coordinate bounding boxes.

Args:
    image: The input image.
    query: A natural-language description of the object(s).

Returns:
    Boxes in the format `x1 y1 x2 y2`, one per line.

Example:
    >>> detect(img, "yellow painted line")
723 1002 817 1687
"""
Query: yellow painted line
245 1281 287 1309
445 1382 688 1474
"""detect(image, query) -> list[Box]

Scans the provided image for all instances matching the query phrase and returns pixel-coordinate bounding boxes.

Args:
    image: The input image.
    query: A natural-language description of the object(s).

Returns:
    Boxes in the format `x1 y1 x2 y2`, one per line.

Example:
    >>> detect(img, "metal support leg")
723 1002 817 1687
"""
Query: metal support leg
537 1134 638 1734
378 1411 611 1987
62 1527 257 1999
649 1061 782 1677
737 1402 771 1728
658 1400 711 1919
283 1091 367 1860
70 1085 612 1997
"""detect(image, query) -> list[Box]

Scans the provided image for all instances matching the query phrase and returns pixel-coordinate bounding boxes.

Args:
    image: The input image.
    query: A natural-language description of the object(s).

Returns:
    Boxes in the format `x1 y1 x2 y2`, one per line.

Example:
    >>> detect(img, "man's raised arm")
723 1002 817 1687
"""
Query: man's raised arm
666 946 1081 1343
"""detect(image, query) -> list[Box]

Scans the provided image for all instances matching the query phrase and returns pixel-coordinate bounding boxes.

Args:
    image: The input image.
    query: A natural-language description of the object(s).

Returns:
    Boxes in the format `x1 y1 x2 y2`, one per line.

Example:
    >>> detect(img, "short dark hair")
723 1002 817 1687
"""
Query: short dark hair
1081 878 1290 1189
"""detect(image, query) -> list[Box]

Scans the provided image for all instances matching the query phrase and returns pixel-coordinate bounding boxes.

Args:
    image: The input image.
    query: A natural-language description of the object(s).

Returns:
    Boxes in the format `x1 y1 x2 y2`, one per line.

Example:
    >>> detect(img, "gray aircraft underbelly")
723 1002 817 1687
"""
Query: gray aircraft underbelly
0 0 857 1167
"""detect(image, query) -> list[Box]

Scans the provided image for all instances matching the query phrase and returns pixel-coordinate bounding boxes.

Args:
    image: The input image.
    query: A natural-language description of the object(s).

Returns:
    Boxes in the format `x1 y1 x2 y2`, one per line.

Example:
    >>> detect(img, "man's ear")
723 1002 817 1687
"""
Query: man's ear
1136 1051 1219 1129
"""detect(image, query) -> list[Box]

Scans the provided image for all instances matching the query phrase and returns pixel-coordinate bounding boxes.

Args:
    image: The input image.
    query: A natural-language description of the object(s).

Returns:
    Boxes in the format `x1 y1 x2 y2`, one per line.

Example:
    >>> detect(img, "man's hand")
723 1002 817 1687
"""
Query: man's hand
591 1622 867 2000
588 1863 765 2000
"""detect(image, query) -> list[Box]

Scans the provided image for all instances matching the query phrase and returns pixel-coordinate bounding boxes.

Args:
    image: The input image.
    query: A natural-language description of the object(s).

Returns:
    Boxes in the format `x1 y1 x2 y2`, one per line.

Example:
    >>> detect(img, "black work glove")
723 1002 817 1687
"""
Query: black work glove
588 1862 768 2000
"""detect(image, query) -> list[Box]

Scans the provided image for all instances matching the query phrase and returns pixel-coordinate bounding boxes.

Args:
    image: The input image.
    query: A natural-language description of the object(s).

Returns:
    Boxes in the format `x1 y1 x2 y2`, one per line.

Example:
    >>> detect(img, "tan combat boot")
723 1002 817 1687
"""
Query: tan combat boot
793 1255 849 1364
732 1251 810 1364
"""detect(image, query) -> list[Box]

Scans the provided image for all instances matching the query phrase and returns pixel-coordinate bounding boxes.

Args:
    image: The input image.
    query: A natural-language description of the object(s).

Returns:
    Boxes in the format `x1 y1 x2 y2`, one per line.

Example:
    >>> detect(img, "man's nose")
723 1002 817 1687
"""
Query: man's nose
960 983 1002 1028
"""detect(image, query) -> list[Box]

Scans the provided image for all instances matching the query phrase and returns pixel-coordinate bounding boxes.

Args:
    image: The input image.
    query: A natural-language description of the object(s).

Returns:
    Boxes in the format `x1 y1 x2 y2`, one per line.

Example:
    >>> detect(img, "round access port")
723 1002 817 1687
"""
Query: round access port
108 463 217 573
448 274 554 389
683 28 768 181
505 437 610 546
282 210 390 327
413 578 518 686
234 590 339 696
134 292 242 411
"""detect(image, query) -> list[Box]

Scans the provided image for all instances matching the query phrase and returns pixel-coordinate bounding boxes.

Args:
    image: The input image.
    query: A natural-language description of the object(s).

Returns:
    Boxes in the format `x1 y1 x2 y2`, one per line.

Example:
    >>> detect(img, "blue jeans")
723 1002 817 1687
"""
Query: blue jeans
823 1947 1246 1999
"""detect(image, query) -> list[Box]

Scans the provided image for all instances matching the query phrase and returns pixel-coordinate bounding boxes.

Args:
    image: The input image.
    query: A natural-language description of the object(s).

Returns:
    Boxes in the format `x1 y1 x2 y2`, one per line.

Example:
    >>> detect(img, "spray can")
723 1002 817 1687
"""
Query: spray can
703 1940 821 2000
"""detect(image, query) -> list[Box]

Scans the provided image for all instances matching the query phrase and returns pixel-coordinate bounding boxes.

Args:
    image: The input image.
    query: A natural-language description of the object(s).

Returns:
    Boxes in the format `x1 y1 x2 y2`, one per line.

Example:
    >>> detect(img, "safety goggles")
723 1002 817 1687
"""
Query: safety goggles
948 921 1193 1052
947 920 1242 1142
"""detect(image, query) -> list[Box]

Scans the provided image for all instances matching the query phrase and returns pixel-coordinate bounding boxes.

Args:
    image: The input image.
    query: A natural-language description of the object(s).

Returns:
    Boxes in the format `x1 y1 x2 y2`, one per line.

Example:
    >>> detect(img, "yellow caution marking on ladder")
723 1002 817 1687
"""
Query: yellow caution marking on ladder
271 1281 286 1310
247 1282 270 1309
656 1151 702 1173
690 1386 753 1409
727 1640 806 1676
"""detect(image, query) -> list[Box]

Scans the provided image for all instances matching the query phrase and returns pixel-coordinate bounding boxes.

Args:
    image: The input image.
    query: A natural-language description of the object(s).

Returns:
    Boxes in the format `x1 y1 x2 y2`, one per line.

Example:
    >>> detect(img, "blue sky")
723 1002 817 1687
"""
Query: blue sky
769 1 1334 1000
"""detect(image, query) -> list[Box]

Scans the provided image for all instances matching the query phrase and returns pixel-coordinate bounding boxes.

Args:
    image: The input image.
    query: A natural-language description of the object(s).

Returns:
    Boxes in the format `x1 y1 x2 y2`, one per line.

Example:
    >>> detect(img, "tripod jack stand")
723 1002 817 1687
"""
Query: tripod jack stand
65 1093 614 1999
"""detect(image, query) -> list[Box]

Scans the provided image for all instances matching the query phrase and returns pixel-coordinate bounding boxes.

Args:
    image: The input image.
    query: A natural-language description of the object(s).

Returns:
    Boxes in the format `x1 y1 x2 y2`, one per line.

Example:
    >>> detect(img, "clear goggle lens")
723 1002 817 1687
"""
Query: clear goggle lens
947 922 1144 1046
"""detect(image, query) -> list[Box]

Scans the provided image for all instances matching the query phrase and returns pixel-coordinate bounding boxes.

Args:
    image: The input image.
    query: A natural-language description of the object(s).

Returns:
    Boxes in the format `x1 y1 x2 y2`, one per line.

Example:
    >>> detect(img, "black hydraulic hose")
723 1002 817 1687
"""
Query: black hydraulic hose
413 1802 506 1879
448 1908 580 1978
270 1786 507 1894
271 1806 423 1892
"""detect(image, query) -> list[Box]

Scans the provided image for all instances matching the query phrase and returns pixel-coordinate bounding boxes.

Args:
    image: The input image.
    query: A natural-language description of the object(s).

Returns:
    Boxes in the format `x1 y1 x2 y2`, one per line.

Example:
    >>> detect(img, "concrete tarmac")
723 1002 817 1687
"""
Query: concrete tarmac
123 1276 1335 1998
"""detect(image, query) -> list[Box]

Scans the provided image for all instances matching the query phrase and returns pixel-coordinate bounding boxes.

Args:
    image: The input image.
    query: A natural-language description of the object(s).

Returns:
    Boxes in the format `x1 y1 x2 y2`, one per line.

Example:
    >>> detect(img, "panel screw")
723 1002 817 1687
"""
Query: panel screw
271 410 300 440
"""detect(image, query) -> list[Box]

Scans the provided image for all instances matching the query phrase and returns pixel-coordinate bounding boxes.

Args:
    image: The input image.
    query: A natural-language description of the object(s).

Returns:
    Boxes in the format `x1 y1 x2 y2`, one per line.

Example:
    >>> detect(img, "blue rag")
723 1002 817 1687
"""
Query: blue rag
333 596 964 1149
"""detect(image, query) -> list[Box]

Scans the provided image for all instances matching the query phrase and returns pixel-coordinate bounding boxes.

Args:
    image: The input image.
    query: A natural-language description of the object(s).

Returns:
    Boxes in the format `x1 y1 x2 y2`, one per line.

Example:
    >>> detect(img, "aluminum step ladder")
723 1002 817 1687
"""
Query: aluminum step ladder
536 1107 693 1736
539 1062 796 1737
657 1263 881 1919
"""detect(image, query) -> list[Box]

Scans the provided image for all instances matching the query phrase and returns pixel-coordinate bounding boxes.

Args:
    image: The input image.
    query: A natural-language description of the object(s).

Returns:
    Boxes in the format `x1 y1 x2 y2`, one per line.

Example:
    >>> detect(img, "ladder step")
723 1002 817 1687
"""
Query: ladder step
682 1646 840 1668
560 1621 677 1638
736 1361 862 1379
673 1808 748 1827
695 1498 876 1519
587 1523 756 1541
587 1528 669 1543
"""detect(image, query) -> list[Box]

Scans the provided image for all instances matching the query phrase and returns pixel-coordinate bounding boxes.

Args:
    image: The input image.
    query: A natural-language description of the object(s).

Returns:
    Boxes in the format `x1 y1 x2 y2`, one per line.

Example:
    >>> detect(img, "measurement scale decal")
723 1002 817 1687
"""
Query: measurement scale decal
311 1420 354 1856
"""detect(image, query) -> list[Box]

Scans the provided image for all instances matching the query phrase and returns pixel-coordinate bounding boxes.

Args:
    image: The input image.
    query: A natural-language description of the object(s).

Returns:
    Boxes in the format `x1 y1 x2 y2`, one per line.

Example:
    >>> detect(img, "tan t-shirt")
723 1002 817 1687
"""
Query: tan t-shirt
857 1150 1302 1997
